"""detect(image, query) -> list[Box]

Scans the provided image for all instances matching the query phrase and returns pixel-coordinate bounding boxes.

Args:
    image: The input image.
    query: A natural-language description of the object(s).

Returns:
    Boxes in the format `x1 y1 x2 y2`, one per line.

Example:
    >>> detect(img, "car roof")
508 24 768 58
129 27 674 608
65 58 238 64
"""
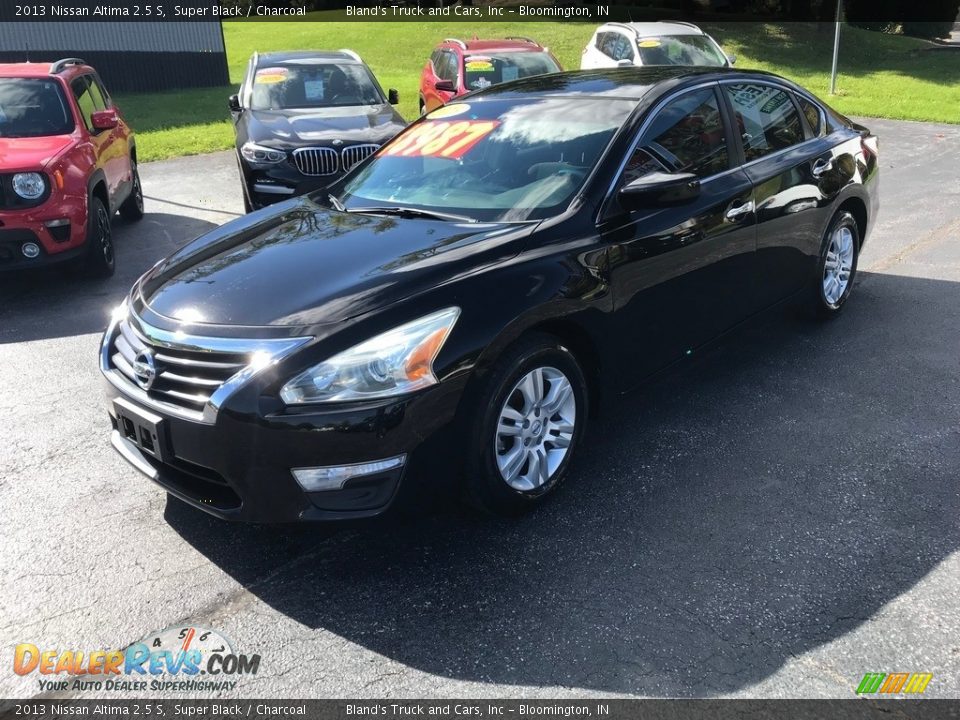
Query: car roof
0 61 92 78
256 50 362 64
469 66 790 102
443 38 546 53
599 21 706 37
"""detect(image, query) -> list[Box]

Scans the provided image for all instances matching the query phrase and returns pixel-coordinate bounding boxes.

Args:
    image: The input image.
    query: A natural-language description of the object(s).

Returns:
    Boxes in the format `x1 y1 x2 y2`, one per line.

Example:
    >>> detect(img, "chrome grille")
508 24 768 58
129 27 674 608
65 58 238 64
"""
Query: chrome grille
101 312 311 423
292 147 339 176
341 144 380 171
110 318 248 414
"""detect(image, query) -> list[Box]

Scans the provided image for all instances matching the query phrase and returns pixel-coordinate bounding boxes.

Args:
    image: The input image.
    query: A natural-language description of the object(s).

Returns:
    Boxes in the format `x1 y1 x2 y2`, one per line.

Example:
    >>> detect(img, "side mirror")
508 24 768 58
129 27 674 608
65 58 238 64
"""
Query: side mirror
726 53 737 66
388 88 399 105
434 79 455 92
228 94 241 112
619 172 700 210
90 108 118 131
617 58 634 67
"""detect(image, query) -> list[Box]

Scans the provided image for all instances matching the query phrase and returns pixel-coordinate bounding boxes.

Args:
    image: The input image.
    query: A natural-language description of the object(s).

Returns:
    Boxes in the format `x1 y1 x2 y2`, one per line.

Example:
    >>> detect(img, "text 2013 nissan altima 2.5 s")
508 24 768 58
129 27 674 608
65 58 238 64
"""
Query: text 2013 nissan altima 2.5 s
100 67 878 523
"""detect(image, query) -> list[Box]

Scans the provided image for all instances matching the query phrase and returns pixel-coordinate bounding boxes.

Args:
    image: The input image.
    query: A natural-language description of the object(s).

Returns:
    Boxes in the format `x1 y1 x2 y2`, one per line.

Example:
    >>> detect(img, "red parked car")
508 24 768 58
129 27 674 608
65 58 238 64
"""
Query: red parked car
419 36 563 114
0 58 142 278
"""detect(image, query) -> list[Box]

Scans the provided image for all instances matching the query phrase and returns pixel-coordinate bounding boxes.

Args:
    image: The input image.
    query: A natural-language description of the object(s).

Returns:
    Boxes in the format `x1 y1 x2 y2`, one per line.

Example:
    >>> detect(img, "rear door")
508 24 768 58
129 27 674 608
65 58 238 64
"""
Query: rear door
601 84 758 383
581 31 608 69
720 81 838 306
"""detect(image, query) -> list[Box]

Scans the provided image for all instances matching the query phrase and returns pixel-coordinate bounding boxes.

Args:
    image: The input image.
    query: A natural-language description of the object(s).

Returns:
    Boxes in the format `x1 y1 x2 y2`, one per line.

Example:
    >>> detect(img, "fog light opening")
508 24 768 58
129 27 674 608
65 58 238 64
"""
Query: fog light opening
21 242 40 259
292 454 406 492
45 219 71 243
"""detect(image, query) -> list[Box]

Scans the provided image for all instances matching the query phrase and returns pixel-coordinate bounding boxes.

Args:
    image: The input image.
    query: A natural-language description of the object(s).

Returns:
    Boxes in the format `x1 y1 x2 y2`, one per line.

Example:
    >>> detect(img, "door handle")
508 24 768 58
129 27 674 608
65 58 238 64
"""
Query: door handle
812 157 834 178
725 200 754 221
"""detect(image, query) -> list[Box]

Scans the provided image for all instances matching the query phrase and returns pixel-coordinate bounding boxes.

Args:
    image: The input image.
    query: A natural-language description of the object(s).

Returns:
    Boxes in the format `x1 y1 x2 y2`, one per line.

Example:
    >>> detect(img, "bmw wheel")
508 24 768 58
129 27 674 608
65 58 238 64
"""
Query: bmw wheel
464 334 587 515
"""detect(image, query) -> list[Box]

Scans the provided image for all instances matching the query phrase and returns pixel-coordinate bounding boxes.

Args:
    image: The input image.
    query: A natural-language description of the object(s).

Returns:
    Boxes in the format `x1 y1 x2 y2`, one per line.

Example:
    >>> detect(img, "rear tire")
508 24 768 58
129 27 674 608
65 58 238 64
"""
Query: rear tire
84 195 115 278
810 210 859 318
463 333 588 516
118 160 144 221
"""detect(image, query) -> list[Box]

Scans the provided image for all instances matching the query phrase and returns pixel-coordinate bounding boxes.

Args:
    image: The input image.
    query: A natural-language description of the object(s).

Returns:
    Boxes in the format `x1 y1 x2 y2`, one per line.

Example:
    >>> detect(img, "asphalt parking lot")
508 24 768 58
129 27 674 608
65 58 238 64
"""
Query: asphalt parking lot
1 117 958 699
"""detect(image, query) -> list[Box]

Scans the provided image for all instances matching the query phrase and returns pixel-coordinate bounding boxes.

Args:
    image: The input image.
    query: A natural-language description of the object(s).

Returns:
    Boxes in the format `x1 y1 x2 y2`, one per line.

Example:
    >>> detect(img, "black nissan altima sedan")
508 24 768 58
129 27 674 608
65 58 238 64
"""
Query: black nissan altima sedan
101 67 879 523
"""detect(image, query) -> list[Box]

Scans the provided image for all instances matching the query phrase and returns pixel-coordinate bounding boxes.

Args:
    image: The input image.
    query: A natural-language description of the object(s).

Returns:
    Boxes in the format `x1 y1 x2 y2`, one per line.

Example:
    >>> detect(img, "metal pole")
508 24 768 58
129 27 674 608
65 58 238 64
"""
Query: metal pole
830 0 842 94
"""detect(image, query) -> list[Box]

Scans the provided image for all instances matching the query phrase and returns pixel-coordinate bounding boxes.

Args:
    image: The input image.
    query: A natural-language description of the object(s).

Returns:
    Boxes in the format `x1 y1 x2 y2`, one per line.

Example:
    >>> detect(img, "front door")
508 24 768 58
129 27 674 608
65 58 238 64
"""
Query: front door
601 85 758 386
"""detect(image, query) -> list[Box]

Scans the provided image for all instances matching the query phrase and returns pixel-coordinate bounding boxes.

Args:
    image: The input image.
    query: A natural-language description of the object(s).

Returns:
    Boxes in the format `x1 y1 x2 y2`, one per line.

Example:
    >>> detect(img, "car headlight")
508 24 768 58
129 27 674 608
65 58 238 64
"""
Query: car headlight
280 307 461 404
240 142 286 165
12 172 47 200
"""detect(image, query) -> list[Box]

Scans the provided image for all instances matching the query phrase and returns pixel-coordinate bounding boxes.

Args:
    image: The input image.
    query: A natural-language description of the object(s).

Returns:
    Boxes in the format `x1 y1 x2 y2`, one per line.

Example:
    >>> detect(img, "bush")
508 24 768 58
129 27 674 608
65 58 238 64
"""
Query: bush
846 0 959 38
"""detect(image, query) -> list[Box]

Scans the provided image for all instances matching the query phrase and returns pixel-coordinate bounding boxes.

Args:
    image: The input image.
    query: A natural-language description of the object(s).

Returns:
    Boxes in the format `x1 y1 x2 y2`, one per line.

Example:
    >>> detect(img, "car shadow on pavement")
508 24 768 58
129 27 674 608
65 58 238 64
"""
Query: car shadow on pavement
0 213 218 345
164 269 960 696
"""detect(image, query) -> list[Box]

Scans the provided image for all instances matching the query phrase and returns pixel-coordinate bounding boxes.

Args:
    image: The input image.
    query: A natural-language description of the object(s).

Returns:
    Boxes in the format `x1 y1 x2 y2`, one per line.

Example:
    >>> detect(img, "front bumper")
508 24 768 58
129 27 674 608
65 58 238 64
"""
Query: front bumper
102 363 465 524
0 196 88 271
240 160 344 211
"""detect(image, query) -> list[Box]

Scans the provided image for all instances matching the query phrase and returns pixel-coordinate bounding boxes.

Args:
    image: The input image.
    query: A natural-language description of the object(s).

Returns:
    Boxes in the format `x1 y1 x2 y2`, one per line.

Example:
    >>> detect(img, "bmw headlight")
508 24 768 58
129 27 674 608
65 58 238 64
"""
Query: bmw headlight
240 142 286 165
280 307 461 404
12 172 47 200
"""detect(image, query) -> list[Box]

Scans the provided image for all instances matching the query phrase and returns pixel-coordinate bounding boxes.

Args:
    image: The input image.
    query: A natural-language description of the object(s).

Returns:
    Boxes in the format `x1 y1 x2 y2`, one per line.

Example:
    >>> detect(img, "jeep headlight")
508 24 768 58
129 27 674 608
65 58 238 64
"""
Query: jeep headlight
280 308 461 404
12 172 47 200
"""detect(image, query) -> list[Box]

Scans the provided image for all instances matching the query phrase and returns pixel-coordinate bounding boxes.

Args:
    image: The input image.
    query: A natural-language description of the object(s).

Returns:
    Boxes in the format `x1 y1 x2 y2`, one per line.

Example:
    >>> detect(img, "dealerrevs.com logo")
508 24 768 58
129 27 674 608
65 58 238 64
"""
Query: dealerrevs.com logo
13 626 260 693
856 673 933 695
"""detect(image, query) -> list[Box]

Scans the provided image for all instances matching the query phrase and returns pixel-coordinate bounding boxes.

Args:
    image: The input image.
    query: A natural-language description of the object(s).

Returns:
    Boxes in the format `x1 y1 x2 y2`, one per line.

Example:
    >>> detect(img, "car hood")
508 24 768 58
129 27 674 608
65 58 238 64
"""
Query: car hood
136 198 535 329
0 134 75 171
241 105 406 147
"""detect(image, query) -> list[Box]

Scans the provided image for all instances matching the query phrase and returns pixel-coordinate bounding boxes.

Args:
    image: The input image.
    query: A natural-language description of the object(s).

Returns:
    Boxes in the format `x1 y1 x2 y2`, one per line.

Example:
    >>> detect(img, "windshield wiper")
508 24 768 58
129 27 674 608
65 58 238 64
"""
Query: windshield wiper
346 206 477 223
327 194 345 211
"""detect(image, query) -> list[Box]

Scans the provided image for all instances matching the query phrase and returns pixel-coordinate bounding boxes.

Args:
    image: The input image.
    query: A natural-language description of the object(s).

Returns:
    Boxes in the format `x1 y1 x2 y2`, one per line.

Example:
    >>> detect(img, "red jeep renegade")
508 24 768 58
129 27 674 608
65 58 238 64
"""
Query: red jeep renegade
0 58 142 277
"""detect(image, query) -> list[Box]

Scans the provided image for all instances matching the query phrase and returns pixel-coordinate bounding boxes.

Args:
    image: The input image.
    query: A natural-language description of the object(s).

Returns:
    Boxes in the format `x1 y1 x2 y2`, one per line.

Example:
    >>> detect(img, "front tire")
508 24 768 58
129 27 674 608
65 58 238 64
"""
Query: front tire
119 161 144 221
811 210 859 318
463 334 588 516
84 195 115 278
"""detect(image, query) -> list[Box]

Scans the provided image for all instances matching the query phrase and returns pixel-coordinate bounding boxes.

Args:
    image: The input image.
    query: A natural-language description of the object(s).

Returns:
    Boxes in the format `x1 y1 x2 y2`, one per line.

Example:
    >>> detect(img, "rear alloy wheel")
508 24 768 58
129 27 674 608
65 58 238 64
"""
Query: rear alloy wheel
119 161 144 221
85 195 115 278
464 334 587 516
812 210 859 317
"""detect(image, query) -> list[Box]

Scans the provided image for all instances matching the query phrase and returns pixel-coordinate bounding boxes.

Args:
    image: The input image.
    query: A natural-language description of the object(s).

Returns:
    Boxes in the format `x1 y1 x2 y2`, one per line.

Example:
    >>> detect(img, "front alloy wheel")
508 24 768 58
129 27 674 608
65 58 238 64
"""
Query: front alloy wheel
495 366 576 491
464 333 587 515
85 195 115 278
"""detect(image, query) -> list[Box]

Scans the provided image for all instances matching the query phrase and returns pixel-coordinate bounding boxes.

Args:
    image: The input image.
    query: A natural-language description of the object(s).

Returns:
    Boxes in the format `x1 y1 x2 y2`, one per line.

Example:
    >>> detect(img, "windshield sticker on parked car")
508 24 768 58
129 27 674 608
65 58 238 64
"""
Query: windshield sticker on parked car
304 79 325 101
381 120 500 159
426 103 472 119
465 60 495 72
638 39 663 48
255 67 289 84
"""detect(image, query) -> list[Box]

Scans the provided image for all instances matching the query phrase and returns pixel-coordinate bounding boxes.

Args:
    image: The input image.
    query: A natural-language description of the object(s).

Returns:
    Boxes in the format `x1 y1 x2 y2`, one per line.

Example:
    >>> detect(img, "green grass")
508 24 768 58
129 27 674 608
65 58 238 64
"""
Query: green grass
115 17 960 163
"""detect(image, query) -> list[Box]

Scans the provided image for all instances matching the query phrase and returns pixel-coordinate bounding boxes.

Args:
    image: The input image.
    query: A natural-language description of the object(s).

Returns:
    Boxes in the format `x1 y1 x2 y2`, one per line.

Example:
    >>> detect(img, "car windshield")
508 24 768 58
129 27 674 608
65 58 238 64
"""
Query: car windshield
250 61 383 110
0 78 73 137
338 97 635 222
637 35 727 67
463 52 562 91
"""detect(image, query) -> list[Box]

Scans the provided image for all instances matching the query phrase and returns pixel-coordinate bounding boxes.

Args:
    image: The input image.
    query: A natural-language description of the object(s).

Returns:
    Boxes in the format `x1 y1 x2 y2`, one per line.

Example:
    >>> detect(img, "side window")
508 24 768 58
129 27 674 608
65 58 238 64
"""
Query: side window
797 96 823 137
621 87 729 184
600 33 620 59
86 75 108 111
594 32 607 51
70 76 96 131
724 83 805 162
612 35 635 62
439 52 458 82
